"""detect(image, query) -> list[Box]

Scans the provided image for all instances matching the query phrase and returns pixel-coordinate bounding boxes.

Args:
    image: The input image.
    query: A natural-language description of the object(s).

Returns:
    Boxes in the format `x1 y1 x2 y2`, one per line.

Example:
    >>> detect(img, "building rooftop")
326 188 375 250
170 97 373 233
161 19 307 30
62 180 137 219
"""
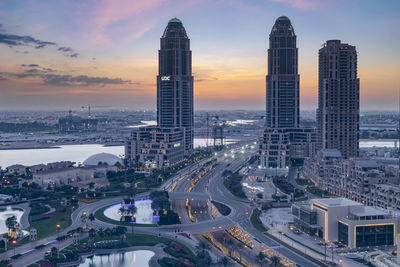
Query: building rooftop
355 159 379 169
313 198 362 208
320 149 342 158
169 17 182 23
350 206 388 217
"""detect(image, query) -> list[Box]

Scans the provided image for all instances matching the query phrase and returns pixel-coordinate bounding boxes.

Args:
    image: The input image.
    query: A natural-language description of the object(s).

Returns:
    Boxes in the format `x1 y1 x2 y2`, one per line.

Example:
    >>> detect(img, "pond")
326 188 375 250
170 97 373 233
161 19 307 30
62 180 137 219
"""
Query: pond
0 206 24 234
103 200 159 224
79 250 155 267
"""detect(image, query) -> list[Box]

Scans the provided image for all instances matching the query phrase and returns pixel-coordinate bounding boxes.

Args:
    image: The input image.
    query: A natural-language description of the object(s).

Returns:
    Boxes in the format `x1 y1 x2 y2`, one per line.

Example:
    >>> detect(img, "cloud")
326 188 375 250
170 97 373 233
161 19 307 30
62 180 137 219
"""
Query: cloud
21 64 39 67
270 0 322 10
195 77 219 82
0 33 56 48
58 46 73 52
0 25 79 58
2 67 134 87
41 74 132 86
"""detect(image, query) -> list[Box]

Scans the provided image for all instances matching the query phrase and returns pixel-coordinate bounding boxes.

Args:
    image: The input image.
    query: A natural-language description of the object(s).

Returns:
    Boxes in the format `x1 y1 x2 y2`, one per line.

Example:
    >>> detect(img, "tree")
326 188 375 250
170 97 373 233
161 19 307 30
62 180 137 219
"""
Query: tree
0 260 12 267
237 243 244 262
5 216 18 236
217 256 231 267
88 213 95 228
196 241 210 252
226 239 234 257
115 226 127 235
270 255 281 267
196 250 212 266
119 206 127 221
88 228 96 248
256 252 266 267
127 204 137 221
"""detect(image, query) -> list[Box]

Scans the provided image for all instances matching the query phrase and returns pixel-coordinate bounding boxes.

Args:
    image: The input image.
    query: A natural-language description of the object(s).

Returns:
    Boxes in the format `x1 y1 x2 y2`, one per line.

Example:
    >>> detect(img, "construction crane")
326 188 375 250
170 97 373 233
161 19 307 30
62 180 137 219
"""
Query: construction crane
81 104 111 118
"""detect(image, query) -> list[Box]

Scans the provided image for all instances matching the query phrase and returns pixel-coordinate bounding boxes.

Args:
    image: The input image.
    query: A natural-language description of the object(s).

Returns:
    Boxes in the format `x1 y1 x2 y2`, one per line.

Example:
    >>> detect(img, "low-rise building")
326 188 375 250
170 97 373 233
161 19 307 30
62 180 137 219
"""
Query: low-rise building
292 198 398 248
32 165 116 189
303 150 399 210
7 164 27 176
125 126 185 170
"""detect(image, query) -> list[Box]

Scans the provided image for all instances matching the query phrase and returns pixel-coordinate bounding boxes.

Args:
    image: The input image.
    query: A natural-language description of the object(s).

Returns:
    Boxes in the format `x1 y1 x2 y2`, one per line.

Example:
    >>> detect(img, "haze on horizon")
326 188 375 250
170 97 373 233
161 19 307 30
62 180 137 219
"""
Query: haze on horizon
0 0 399 111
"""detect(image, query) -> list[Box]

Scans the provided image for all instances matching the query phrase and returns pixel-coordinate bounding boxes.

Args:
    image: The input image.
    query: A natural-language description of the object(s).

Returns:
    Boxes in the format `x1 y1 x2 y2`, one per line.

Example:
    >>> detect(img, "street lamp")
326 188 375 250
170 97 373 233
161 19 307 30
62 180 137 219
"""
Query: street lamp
56 224 61 252
12 240 17 256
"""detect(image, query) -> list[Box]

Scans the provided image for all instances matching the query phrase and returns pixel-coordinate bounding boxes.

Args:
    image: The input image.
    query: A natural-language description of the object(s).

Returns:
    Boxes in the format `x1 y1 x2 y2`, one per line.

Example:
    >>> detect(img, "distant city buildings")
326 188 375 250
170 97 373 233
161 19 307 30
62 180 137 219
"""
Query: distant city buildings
59 110 98 133
317 40 360 158
126 18 193 170
260 16 315 168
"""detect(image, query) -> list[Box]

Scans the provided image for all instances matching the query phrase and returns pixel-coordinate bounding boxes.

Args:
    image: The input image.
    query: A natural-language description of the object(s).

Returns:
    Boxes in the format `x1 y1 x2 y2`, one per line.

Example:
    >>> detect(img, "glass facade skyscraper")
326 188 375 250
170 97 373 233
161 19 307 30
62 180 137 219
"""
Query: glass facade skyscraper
157 18 193 153
266 16 299 129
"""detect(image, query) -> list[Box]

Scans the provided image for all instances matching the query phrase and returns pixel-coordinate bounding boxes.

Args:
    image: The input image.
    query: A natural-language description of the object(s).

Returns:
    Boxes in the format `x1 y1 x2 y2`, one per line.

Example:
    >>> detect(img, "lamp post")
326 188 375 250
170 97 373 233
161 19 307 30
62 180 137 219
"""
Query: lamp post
12 240 17 256
56 224 61 253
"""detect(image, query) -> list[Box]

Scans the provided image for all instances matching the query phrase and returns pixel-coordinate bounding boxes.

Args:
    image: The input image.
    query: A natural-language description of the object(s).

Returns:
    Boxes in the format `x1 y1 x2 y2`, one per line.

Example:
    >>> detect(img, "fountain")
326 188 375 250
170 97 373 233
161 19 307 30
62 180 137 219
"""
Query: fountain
0 206 24 235
103 200 159 224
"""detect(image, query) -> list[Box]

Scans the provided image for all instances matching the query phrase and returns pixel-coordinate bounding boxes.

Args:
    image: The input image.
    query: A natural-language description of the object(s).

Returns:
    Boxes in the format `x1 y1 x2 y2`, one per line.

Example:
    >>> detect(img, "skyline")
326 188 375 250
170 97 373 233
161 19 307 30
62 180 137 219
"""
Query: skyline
0 0 399 111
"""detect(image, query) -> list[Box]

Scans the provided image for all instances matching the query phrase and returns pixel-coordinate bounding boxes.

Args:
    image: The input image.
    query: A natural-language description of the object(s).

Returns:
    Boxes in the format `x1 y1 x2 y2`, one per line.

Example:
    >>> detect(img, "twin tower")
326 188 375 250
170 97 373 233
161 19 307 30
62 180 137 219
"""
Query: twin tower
126 17 359 170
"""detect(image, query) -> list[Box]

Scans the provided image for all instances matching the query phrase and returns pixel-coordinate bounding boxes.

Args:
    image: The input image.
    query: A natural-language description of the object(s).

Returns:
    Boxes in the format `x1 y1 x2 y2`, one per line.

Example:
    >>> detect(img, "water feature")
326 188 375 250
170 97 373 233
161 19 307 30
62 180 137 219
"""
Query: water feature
0 138 239 168
0 144 124 168
78 250 154 267
0 206 24 234
103 200 158 224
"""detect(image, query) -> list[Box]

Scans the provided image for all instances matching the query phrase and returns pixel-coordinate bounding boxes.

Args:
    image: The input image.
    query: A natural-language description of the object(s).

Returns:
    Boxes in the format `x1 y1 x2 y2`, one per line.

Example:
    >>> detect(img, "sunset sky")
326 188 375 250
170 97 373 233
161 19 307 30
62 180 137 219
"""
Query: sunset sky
0 0 399 111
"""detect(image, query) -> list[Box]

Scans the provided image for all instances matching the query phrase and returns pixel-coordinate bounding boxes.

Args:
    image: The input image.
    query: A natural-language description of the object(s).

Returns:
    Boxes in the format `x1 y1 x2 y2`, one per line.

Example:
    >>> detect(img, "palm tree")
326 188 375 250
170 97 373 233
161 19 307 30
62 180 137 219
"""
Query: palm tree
256 252 266 267
237 243 244 263
127 204 137 221
217 256 231 267
270 255 281 267
196 241 210 252
226 239 234 257
88 228 96 248
5 216 18 237
88 213 95 228
119 206 127 221
80 213 88 230
0 260 12 267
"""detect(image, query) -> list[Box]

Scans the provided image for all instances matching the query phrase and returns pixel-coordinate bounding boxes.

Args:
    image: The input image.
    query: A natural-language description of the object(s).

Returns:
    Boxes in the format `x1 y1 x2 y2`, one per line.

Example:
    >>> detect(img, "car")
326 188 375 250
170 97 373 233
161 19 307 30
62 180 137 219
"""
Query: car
44 251 51 256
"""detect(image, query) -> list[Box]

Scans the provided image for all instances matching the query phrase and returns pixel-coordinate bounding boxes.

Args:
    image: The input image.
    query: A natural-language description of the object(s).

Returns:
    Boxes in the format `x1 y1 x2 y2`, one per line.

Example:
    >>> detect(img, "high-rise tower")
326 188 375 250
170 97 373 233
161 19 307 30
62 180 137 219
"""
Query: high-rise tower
260 16 315 169
317 40 359 158
266 16 299 128
157 18 193 153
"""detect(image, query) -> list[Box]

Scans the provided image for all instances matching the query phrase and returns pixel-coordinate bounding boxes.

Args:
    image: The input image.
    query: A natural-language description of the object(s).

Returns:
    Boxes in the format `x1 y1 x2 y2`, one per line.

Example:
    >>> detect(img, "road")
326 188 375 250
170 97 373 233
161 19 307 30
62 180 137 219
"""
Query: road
5 142 320 266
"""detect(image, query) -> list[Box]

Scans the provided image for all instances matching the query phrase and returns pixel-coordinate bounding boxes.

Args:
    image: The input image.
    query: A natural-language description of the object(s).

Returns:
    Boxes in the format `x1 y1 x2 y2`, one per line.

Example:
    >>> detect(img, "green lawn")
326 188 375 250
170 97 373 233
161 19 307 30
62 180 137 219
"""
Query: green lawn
29 207 73 239
250 208 269 232
211 201 231 216
295 178 314 186
306 186 332 198
94 205 156 227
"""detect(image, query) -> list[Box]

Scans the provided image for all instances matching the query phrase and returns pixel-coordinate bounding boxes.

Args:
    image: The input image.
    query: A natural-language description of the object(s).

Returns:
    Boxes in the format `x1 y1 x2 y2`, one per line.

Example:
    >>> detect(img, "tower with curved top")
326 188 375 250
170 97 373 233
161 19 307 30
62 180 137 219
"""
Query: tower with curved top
266 16 299 129
157 18 193 153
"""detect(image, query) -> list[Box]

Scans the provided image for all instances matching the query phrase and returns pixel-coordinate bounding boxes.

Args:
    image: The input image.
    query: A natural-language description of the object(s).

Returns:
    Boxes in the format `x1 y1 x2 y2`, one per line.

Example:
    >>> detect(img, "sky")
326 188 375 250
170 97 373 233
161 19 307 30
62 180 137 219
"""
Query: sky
0 0 399 111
